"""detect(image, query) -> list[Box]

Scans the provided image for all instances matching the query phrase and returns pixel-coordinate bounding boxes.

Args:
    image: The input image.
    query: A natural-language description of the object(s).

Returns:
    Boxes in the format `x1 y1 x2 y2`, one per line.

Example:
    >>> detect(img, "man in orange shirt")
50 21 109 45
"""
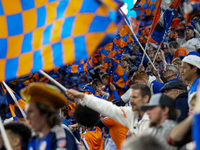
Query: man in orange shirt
74 104 103 150
96 100 128 150
168 41 188 62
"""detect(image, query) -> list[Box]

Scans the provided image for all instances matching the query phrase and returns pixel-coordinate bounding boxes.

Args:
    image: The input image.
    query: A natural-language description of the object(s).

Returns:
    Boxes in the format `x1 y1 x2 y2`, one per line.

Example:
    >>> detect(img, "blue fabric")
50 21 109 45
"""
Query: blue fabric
61 118 71 127
112 90 120 100
27 125 78 150
168 77 179 82
152 80 164 94
165 54 173 63
188 77 200 103
135 56 148 67
81 86 96 95
193 113 200 150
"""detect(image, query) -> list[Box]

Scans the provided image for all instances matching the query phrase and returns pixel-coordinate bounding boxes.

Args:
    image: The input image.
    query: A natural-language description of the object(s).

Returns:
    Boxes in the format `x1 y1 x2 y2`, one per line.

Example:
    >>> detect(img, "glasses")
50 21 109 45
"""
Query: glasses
163 69 173 72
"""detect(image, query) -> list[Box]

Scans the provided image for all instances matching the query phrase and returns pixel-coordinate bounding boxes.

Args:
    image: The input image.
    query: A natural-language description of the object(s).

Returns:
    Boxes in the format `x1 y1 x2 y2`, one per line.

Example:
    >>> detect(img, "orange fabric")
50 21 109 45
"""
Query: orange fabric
140 28 150 43
172 47 188 61
81 127 103 150
102 117 129 150
171 18 181 29
129 17 140 34
67 102 76 116
107 89 125 101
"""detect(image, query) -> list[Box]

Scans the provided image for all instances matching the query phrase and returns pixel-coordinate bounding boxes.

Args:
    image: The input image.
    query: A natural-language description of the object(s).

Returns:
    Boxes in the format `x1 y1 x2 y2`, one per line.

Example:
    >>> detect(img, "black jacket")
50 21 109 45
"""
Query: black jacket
175 92 189 123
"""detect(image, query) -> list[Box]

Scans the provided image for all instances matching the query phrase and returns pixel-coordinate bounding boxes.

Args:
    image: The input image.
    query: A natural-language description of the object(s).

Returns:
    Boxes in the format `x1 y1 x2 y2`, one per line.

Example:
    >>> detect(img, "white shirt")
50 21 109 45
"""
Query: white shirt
181 38 200 52
80 94 151 135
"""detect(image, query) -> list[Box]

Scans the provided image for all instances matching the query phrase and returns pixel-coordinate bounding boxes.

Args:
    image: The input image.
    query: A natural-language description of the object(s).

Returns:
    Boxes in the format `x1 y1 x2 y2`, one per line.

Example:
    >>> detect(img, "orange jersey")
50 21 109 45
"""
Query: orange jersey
172 47 188 61
102 117 129 150
81 127 103 150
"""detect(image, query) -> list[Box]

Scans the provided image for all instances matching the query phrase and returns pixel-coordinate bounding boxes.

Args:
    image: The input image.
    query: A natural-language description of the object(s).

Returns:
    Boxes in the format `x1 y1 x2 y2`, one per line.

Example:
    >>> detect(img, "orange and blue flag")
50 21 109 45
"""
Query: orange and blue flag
0 0 123 82
108 59 129 90
67 58 93 73
131 0 161 21
101 24 136 64
148 0 181 45
9 68 60 85
0 83 26 122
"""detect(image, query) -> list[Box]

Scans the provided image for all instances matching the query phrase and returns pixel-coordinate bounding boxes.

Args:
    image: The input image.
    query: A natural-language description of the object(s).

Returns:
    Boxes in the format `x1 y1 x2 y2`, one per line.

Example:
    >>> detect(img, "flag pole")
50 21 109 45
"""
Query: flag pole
0 117 12 150
141 43 148 65
152 27 170 64
2 81 27 121
39 70 67 92
119 9 157 70
152 44 162 64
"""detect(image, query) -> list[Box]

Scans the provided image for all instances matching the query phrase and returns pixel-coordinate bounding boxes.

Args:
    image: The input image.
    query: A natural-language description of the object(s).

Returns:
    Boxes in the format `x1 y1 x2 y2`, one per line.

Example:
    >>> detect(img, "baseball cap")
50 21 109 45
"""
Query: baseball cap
185 25 194 31
80 86 96 95
160 80 187 92
182 51 200 69
141 93 175 111
176 27 185 32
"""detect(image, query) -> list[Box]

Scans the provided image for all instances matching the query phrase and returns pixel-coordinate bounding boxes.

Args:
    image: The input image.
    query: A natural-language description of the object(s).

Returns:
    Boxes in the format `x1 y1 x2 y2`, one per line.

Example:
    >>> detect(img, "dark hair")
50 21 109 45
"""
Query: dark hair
168 41 180 49
188 64 200 76
74 104 100 127
130 84 151 99
101 73 108 80
35 102 61 128
161 106 178 121
61 108 69 119
92 78 101 86
4 122 31 146
197 48 200 54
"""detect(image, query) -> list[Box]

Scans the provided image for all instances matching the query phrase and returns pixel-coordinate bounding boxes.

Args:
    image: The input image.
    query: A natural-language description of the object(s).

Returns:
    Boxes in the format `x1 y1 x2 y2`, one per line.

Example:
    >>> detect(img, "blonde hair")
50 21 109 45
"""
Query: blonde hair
189 92 197 103
172 57 181 65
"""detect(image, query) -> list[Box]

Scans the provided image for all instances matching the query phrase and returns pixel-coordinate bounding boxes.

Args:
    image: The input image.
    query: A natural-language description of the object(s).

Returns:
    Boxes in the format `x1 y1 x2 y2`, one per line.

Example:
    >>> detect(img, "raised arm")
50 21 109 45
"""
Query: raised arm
66 89 132 128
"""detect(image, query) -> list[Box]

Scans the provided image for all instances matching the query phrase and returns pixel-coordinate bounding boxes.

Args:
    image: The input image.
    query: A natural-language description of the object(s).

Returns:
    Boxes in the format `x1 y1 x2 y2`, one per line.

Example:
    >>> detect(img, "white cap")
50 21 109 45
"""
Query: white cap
182 51 200 69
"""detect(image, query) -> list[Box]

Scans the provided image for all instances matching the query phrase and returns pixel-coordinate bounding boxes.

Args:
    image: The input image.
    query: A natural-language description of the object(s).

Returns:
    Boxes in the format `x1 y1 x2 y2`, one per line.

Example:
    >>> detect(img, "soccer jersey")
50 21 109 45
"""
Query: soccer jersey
188 77 200 103
27 125 78 150
170 47 188 62
102 117 129 150
193 113 200 150
81 127 103 150
181 38 200 53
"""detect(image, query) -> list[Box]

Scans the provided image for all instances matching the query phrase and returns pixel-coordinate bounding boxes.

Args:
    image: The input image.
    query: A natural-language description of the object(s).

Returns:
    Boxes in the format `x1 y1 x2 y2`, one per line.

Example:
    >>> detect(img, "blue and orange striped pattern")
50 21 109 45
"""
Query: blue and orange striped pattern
131 0 161 21
1 83 26 122
0 0 123 82
108 59 129 90
101 24 135 64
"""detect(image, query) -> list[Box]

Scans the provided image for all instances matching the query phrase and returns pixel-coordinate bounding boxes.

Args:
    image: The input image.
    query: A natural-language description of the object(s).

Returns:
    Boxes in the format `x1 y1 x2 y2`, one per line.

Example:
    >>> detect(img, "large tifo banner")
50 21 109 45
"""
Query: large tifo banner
0 0 123 81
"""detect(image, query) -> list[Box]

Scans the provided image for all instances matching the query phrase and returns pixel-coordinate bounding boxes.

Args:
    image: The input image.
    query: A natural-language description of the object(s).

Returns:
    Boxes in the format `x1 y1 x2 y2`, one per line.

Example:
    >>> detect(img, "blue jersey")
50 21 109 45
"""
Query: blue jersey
193 113 200 150
188 77 200 103
27 125 78 150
